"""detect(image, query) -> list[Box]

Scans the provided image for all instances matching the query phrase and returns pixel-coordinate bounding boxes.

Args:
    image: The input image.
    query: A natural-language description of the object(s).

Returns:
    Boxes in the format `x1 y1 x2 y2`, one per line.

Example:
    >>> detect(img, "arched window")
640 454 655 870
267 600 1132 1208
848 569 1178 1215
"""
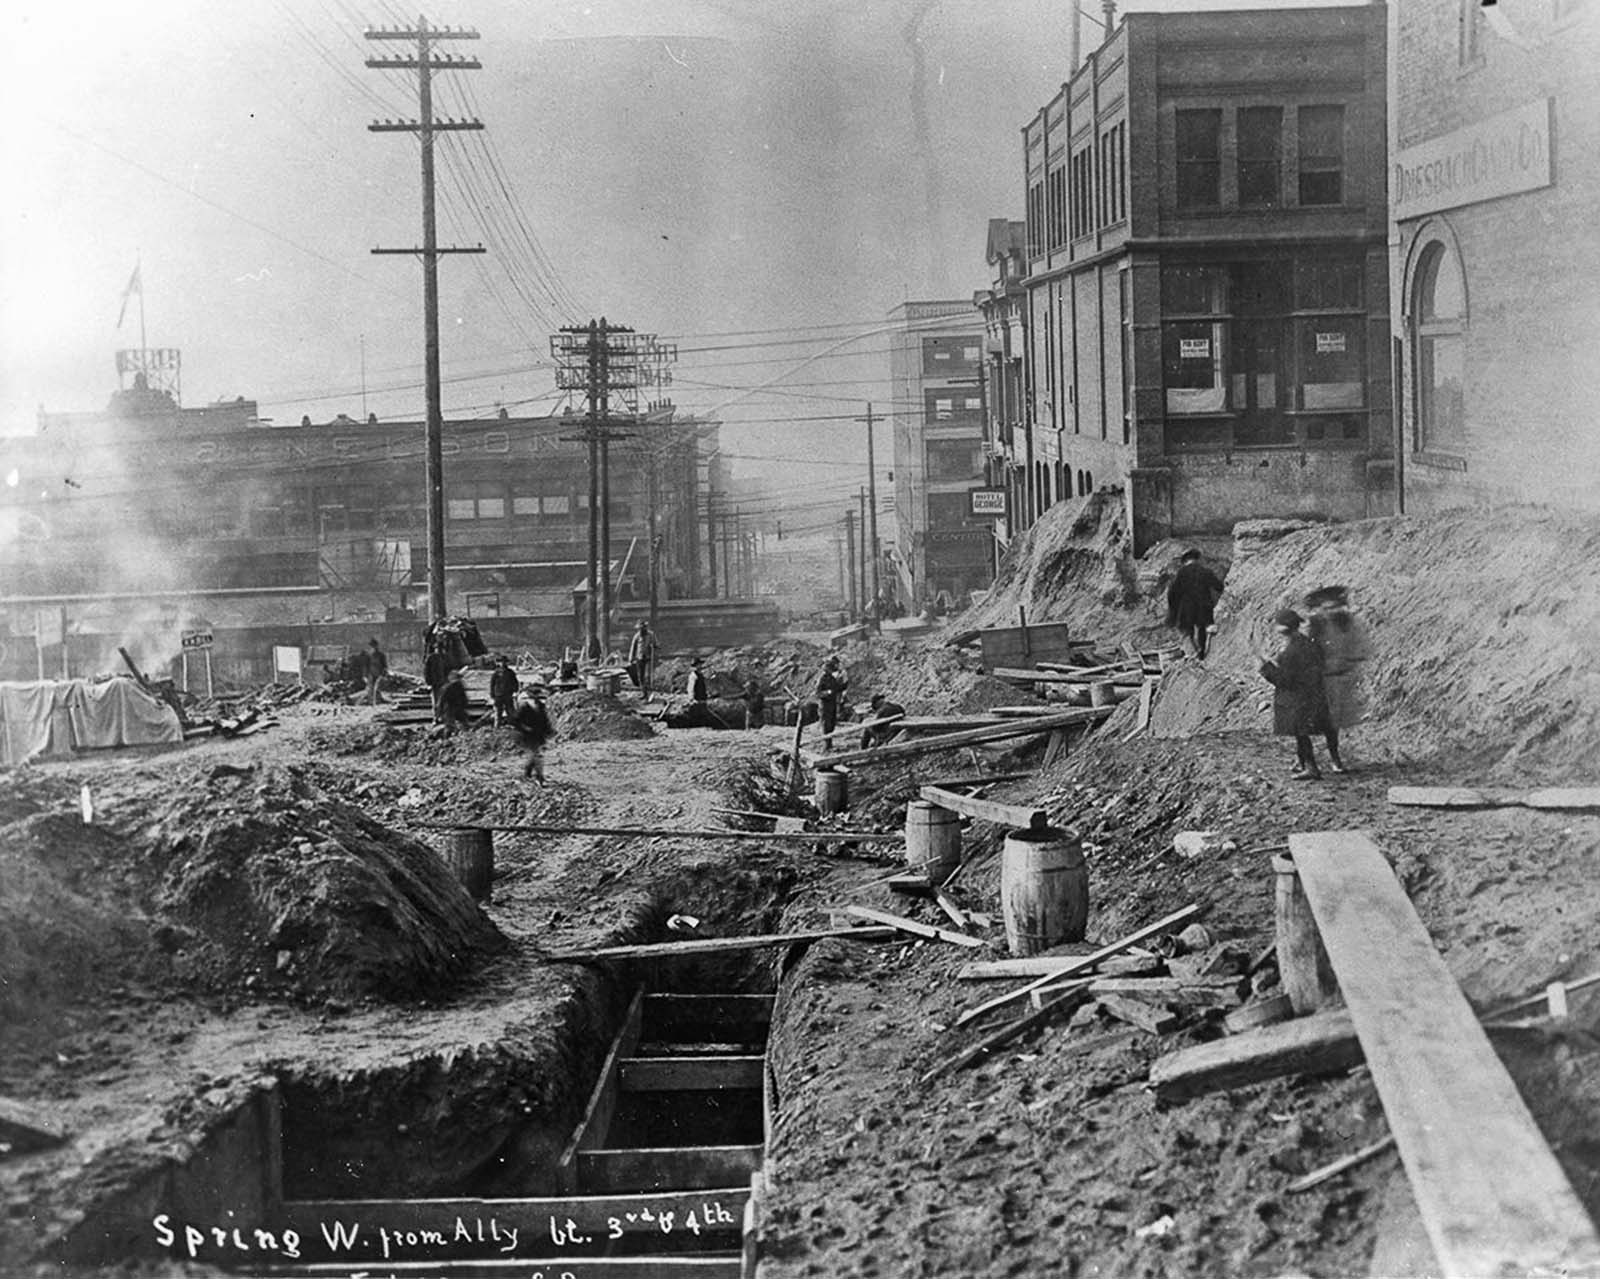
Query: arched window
1085 469 1094 493
1412 236 1466 453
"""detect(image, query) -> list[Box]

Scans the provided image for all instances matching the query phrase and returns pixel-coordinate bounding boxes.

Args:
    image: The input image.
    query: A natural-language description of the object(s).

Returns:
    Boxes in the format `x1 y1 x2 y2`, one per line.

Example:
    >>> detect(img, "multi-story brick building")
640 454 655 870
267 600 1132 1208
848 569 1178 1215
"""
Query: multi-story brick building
1388 0 1599 512
887 301 993 607
974 219 1030 553
1019 5 1392 553
0 373 721 677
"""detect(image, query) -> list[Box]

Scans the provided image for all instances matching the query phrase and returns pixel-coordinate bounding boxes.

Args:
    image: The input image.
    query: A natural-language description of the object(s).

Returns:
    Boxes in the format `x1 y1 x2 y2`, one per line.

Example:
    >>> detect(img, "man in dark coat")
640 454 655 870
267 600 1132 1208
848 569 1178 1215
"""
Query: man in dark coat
860 692 905 749
686 657 709 704
627 621 659 693
512 685 555 783
814 654 849 748
1259 608 1331 780
742 679 766 730
363 638 388 706
437 668 471 736
489 655 520 726
1166 549 1225 659
423 641 453 722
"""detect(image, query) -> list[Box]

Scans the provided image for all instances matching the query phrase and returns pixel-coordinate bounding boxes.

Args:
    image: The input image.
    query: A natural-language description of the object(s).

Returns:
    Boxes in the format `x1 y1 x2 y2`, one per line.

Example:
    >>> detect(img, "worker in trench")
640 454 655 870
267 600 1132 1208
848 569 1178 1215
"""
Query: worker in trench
813 653 849 749
859 692 905 749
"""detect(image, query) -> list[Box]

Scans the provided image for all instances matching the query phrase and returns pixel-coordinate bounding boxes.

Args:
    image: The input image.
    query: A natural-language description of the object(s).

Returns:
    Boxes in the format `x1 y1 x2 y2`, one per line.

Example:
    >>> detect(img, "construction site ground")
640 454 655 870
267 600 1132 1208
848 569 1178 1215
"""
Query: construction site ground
3 499 1598 1278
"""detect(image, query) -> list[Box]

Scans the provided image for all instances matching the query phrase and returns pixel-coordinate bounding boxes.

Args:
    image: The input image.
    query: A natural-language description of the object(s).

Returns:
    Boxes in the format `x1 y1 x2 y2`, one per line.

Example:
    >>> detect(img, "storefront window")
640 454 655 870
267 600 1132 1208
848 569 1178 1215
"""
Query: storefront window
1414 239 1467 452
1163 321 1227 414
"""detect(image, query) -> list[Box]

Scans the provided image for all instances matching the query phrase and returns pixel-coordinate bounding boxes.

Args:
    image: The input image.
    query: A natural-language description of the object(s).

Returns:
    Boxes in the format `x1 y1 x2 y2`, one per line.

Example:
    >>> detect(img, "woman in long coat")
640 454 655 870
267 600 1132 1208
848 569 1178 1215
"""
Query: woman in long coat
1259 608 1331 780
1306 586 1369 772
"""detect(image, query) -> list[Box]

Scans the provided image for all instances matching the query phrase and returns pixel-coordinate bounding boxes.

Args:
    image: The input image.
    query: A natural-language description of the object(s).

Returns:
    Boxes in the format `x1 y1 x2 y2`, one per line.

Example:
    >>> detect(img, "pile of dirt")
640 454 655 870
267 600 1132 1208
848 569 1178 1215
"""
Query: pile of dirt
548 689 656 741
1174 505 1600 779
130 764 506 1000
301 719 530 764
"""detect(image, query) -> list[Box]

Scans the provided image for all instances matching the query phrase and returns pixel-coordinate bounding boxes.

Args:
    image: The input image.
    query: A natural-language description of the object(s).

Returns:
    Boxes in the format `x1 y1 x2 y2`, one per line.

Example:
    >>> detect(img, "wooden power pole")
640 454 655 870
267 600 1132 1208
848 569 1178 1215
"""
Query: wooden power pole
366 16 485 623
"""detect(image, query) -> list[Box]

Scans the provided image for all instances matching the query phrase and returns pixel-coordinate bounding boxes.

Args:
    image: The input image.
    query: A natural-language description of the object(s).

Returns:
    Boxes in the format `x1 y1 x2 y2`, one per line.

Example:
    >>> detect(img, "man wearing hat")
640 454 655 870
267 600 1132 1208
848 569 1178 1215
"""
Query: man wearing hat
814 654 850 748
437 668 471 736
686 656 709 704
1259 608 1331 780
1166 548 1225 659
1304 586 1368 773
512 684 555 784
627 620 659 694
489 654 520 726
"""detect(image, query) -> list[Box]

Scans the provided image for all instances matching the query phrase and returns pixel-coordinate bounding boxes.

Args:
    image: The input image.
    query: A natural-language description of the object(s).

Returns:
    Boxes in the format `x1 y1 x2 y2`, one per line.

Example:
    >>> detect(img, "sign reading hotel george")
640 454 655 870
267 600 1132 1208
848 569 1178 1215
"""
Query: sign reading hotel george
1393 98 1552 222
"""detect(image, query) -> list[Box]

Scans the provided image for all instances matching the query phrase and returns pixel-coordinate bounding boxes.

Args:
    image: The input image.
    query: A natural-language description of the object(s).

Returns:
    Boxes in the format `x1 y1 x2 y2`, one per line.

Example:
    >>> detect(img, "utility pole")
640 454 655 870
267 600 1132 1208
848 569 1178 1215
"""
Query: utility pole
855 402 883 630
706 493 719 599
367 17 484 623
858 487 869 622
844 510 859 620
646 445 661 629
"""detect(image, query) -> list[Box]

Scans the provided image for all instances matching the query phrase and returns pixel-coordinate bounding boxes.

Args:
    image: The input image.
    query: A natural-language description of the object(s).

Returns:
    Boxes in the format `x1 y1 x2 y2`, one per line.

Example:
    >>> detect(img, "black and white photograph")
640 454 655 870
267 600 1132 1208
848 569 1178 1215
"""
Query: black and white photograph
2 0 1598 1275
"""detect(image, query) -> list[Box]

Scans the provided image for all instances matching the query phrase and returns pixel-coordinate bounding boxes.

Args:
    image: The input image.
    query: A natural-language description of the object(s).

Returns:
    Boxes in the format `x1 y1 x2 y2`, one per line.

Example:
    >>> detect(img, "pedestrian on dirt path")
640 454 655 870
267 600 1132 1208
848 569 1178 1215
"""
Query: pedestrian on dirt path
860 692 905 749
1304 585 1368 773
513 685 555 784
1166 548 1225 659
814 654 849 749
1259 608 1332 781
424 639 452 723
363 638 388 706
489 655 520 726
687 657 709 704
742 679 766 730
438 668 471 736
627 621 659 694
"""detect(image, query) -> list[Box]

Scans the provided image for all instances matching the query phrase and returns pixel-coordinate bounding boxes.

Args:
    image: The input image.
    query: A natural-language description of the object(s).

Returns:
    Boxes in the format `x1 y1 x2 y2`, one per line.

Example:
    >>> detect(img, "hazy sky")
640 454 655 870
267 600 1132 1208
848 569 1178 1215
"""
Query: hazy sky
2 0 1358 511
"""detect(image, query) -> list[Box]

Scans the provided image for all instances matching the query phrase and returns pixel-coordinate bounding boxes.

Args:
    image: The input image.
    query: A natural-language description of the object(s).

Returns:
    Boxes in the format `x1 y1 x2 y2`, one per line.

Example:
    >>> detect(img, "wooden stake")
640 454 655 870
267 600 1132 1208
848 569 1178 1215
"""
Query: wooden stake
1287 1134 1397 1194
843 904 985 949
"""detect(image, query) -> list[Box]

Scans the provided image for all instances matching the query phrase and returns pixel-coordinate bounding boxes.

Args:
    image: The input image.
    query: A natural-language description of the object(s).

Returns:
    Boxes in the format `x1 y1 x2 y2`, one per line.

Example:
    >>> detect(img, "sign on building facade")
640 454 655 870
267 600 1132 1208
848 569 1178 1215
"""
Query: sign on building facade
1393 98 1553 221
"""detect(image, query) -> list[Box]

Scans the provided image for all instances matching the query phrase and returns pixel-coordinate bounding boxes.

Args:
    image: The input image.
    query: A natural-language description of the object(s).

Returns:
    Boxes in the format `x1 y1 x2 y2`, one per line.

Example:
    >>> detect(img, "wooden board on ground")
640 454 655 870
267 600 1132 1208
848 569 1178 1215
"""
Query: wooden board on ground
1289 830 1600 1278
0 1096 69 1153
919 784 1046 830
1148 1007 1362 1103
1521 787 1600 810
1386 786 1495 808
555 990 644 1192
991 667 1143 686
814 706 1112 768
414 821 902 845
843 904 985 949
543 925 899 963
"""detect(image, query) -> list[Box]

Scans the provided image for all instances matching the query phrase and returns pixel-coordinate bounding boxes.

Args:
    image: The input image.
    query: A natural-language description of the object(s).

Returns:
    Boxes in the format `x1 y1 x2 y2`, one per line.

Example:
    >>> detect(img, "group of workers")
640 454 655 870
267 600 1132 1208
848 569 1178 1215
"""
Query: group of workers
1166 547 1371 781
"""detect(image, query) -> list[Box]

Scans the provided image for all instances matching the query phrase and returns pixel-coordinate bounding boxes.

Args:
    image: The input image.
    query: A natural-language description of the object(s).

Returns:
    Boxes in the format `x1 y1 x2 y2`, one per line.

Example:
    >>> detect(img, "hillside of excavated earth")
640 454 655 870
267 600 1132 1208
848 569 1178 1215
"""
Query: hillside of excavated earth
0 500 1595 1278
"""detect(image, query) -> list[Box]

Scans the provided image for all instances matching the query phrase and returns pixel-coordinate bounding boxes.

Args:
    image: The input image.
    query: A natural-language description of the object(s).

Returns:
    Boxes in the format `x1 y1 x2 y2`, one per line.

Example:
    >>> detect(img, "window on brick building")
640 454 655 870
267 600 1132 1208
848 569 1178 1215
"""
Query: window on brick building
1297 106 1345 206
1176 109 1221 210
1237 107 1283 208
1413 239 1467 454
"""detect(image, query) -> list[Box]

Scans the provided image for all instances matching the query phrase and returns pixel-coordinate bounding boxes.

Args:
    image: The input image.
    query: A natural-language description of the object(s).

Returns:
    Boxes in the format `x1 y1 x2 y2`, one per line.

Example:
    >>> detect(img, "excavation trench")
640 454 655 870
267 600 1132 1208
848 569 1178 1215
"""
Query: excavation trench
65 851 806 1278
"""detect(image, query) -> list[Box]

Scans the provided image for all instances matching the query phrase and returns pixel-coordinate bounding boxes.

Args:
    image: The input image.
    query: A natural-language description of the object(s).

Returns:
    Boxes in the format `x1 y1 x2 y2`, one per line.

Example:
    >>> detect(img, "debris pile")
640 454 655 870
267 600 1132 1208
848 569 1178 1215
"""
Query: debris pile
548 689 656 742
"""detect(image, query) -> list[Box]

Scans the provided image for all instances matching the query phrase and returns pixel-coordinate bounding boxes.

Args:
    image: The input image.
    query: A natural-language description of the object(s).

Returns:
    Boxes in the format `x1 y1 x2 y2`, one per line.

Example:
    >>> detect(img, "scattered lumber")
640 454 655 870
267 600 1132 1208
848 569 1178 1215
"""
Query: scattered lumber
0 1097 69 1154
1485 969 1600 1020
1034 659 1142 678
992 666 1143 686
920 988 1091 1083
1289 830 1600 1277
843 905 985 949
814 712 904 745
543 925 899 962
919 784 1047 830
933 890 971 932
1386 784 1600 811
412 820 902 844
886 872 932 896
958 953 1162 981
1149 1007 1363 1103
1099 993 1180 1034
925 770 1036 790
817 706 1112 768
1086 976 1245 1008
1287 1133 1396 1194
1124 676 1157 742
1223 992 1295 1033
953 903 1202 1027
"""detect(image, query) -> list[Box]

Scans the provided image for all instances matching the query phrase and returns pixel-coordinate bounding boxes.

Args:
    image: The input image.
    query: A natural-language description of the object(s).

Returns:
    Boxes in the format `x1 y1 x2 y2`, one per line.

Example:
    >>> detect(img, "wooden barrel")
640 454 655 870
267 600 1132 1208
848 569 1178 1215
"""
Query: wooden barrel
813 767 848 814
904 801 961 885
1089 680 1117 708
443 828 494 902
1273 853 1338 1013
1001 827 1088 956
586 670 621 695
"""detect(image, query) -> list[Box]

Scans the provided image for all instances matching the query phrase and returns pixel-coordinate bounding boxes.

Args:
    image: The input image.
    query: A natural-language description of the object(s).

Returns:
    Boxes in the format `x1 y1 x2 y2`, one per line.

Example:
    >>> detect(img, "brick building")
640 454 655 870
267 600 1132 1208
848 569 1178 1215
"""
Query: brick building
1019 5 1392 553
887 301 993 607
1388 0 1600 512
974 218 1030 554
0 376 721 678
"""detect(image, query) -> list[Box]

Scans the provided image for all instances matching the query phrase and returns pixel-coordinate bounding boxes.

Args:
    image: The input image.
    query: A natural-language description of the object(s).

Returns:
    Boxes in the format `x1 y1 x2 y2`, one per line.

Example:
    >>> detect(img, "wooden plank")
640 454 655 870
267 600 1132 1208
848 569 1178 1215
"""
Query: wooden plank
958 954 1161 981
1034 659 1141 678
619 1056 765 1093
924 771 1037 789
579 1145 763 1195
813 712 903 745
991 666 1142 686
1289 830 1600 1278
932 890 970 932
1099 993 1179 1034
919 784 1047 830
816 707 1111 767
556 990 645 1192
1148 1007 1364 1104
544 926 898 963
1521 787 1600 811
1385 786 1495 808
952 904 1202 1027
274 1189 750 1257
843 904 986 949
919 988 1090 1083
0 1096 70 1154
1085 976 1245 1008
413 821 903 844
1287 1134 1397 1194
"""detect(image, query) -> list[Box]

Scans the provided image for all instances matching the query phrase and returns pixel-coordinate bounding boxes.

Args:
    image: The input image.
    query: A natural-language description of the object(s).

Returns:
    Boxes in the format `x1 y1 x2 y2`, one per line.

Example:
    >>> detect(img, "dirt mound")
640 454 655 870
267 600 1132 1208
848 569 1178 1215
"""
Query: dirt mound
955 489 1145 641
548 689 656 741
301 719 531 765
1181 505 1600 779
119 764 506 1002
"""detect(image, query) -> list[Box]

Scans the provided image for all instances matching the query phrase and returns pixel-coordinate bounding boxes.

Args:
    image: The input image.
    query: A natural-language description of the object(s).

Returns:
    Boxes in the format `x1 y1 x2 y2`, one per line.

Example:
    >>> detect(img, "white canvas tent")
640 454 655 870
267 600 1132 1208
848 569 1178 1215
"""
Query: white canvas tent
0 678 183 767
